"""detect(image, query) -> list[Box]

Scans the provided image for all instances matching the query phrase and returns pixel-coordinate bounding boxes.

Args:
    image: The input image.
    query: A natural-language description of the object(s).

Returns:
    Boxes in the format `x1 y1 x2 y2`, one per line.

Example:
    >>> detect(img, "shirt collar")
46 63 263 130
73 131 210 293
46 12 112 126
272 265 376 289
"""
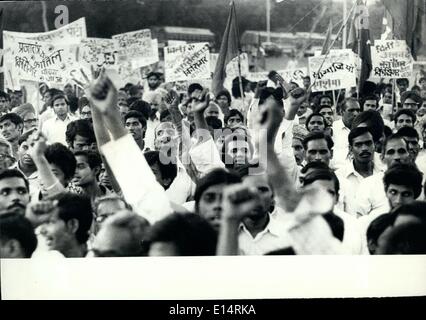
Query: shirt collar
239 214 281 238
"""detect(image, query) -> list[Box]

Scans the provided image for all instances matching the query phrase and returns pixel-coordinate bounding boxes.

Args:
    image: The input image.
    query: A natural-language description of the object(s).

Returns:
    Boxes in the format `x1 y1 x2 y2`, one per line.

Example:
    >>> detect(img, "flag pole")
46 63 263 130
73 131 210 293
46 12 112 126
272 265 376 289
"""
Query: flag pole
233 1 246 120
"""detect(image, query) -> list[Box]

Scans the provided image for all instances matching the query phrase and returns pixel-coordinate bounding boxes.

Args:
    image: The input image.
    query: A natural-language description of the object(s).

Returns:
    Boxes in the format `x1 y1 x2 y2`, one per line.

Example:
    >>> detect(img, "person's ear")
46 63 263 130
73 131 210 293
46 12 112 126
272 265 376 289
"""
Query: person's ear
3 239 22 258
93 166 101 178
17 123 24 132
66 218 79 235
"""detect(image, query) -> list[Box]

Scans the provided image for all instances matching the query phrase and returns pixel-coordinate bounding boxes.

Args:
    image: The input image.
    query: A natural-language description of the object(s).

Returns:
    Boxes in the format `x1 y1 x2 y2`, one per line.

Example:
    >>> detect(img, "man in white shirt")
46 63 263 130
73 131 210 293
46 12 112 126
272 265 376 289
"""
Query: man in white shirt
41 94 75 146
124 110 147 151
336 127 383 216
354 132 413 217
142 72 163 102
332 98 361 169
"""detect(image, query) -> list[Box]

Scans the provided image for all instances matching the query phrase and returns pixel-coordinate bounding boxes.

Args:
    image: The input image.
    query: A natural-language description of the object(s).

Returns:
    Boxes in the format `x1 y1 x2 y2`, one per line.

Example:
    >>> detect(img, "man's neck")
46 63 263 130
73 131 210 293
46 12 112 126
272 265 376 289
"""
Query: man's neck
243 213 270 239
18 161 37 177
57 114 68 121
135 138 145 150
62 242 87 258
353 160 374 178
82 181 103 199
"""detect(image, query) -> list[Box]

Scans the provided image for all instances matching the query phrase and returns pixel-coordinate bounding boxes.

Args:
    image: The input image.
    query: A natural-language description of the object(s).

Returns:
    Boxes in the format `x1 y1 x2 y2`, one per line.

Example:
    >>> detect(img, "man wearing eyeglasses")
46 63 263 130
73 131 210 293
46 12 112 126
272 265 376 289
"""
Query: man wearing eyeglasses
401 91 422 114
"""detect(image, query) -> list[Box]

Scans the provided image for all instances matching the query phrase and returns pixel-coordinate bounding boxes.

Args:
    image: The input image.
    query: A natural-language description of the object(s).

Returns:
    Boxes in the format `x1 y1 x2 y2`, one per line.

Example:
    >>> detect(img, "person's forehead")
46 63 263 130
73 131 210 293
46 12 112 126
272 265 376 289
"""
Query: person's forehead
53 98 66 105
307 138 328 149
365 99 376 104
404 98 417 104
156 122 174 132
0 119 13 126
292 138 303 146
353 132 373 143
207 104 219 112
23 112 36 119
74 134 90 142
75 154 89 164
202 183 229 195
385 139 406 151
319 107 332 113
387 183 413 192
403 136 418 142
228 115 241 120
81 105 91 111
346 102 360 109
126 117 142 124
397 114 412 121
309 116 323 122
0 177 27 188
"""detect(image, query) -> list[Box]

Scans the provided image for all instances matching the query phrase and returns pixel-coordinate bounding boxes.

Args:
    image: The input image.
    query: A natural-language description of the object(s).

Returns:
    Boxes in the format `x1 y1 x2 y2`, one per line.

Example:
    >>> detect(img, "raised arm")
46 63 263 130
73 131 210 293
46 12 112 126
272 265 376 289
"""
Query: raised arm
87 70 173 224
257 98 300 212
30 133 65 197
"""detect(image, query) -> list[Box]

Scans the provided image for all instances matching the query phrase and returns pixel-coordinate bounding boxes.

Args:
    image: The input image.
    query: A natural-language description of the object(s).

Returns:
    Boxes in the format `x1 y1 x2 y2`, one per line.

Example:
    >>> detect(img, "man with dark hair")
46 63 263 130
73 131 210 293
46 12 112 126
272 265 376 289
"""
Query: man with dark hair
375 201 426 254
0 113 23 157
41 94 75 145
188 83 203 99
0 91 11 115
401 90 422 113
16 129 38 191
397 126 420 161
129 85 143 100
318 94 332 108
317 104 334 127
383 163 423 211
0 169 30 215
124 110 147 150
302 131 334 167
302 76 311 91
194 168 241 231
394 109 416 130
73 150 107 204
396 78 409 95
144 150 177 191
142 71 163 101
65 119 96 152
355 133 413 217
0 212 37 258
129 100 152 120
336 127 380 216
224 109 244 129
78 97 92 121
361 95 379 111
305 113 326 132
39 193 93 257
215 90 232 116
332 98 361 167
143 212 216 256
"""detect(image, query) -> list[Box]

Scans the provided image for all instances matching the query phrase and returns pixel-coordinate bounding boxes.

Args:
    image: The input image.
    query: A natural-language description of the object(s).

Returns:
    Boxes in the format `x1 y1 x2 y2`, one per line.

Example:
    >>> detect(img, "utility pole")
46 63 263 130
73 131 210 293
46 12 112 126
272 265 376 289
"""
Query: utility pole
342 0 347 49
266 0 271 42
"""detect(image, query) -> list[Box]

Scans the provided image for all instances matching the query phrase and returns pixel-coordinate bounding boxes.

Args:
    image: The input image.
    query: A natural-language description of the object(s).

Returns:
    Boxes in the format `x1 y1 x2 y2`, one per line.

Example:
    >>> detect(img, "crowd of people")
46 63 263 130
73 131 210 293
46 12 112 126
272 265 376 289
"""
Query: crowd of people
0 67 426 258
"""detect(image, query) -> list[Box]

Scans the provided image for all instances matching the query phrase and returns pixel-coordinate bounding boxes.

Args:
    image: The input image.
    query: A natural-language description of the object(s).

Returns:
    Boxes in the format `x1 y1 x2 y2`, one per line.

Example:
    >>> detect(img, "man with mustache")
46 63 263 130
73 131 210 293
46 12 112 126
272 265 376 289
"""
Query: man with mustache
0 169 30 215
355 132 414 217
336 127 382 216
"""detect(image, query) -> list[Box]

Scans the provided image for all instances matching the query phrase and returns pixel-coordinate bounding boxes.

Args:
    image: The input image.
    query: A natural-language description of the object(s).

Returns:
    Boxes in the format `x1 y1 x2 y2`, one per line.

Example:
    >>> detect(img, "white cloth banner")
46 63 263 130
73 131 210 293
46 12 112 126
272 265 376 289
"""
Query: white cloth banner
371 40 414 79
164 42 210 82
309 50 357 92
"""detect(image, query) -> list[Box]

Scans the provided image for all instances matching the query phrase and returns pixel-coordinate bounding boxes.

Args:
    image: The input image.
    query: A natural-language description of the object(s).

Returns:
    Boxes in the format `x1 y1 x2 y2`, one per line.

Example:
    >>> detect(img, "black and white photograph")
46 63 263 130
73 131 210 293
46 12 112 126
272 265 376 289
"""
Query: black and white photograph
0 0 425 303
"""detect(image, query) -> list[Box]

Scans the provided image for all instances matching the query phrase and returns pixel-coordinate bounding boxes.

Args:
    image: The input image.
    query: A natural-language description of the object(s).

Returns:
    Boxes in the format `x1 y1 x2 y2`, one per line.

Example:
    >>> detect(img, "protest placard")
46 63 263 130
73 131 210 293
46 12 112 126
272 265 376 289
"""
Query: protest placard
112 29 153 67
309 50 357 92
371 40 414 79
3 17 87 45
164 42 210 82
9 39 73 85
2 18 87 89
78 38 120 71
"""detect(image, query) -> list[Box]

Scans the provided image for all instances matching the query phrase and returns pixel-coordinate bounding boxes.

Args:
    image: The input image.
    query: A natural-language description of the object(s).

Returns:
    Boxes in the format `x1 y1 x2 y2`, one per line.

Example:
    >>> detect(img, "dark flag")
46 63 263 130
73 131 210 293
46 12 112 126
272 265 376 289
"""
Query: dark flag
211 1 240 96
347 0 372 97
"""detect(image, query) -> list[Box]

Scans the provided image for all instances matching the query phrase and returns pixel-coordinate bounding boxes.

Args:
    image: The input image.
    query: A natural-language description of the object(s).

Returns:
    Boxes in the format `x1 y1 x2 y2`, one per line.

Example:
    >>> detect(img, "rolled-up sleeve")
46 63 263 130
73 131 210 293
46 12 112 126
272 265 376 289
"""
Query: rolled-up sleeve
101 134 173 224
